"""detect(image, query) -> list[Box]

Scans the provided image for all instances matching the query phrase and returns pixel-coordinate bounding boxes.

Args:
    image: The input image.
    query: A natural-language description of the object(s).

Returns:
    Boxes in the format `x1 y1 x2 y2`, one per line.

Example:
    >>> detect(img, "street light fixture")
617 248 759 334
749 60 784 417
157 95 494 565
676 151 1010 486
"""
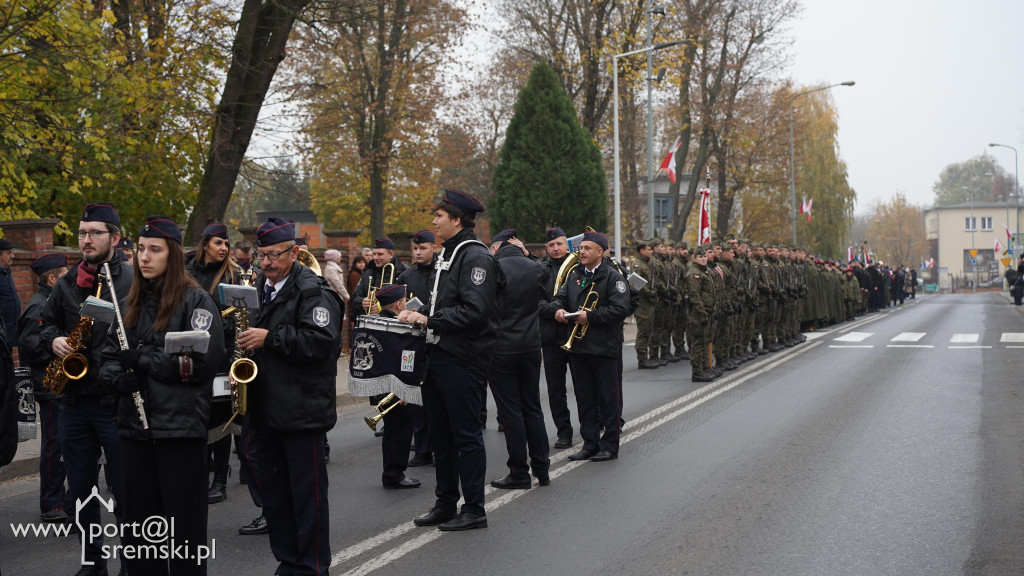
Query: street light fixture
788 80 855 245
612 40 684 261
988 142 1019 240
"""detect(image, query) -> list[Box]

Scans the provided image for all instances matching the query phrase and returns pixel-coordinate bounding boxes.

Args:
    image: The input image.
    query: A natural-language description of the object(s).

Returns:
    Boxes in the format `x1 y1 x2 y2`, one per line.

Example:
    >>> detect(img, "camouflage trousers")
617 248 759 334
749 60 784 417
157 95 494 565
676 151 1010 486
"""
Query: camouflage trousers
687 310 710 373
670 303 687 355
635 303 656 360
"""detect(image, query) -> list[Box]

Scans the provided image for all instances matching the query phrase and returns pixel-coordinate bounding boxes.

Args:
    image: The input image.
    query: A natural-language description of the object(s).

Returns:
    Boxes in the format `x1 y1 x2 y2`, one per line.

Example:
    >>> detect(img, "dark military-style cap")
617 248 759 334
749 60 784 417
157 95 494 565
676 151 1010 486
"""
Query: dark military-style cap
140 216 183 245
202 223 229 240
491 229 516 244
0 239 12 251
582 231 608 251
30 253 67 275
440 188 485 217
412 229 435 244
255 217 295 247
81 203 120 227
373 237 395 250
545 228 566 242
376 284 406 307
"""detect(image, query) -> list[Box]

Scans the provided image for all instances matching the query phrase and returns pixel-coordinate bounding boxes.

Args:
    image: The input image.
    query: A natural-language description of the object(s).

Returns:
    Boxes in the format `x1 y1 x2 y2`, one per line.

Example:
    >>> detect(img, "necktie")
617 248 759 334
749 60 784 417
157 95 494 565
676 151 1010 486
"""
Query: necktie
582 269 594 287
264 283 276 305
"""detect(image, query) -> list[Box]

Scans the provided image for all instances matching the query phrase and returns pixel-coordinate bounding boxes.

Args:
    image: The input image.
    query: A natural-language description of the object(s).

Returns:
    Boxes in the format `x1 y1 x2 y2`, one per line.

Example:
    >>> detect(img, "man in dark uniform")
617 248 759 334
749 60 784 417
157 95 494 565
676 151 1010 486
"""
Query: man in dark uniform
546 231 630 461
396 230 436 467
352 237 408 318
40 203 132 576
17 254 70 522
0 238 20 346
399 189 501 532
236 217 343 576
487 229 550 489
539 227 575 448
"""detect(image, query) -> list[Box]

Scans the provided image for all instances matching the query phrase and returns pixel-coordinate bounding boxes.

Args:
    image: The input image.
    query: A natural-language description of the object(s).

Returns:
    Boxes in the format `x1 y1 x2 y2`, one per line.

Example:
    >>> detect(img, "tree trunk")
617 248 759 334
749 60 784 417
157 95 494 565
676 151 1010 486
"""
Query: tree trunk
715 142 733 234
185 0 311 244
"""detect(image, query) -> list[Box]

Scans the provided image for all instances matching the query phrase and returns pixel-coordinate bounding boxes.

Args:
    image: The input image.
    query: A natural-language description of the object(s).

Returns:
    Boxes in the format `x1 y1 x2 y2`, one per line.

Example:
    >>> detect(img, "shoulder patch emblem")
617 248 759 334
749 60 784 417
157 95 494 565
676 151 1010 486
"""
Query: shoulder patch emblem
313 306 330 327
471 267 486 286
615 280 627 293
191 308 214 332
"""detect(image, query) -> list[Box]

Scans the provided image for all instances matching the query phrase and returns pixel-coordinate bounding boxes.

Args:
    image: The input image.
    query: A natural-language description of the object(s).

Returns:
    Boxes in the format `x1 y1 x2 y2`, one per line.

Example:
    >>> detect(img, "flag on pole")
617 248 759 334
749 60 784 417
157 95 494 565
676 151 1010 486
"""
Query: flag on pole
799 197 813 222
995 237 1003 254
658 137 682 184
927 257 935 268
698 187 712 245
1005 223 1012 242
847 244 853 262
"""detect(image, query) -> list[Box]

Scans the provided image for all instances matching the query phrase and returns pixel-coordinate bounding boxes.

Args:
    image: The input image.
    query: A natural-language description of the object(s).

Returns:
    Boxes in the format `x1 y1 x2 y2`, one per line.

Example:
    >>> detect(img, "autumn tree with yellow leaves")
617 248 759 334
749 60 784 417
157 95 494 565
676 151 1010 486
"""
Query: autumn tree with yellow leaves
867 193 928 268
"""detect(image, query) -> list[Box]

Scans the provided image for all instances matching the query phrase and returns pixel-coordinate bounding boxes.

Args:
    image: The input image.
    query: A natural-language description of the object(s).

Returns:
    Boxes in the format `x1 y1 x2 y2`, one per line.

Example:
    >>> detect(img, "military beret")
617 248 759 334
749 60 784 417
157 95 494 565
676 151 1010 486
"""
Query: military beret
373 237 395 250
376 284 406 307
202 223 229 240
412 229 435 244
678 241 689 249
140 216 182 245
116 237 133 250
30 253 67 276
545 228 566 242
491 229 516 244
649 237 662 247
582 231 608 251
440 188 484 217
255 217 295 247
81 203 120 227
0 239 13 251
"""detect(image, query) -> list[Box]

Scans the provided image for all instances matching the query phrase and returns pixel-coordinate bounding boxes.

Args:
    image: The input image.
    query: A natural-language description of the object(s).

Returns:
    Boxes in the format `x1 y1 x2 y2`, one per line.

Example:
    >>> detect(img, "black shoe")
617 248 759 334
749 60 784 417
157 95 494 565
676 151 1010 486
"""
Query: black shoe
756 347 768 355
408 453 433 467
207 465 229 504
692 371 714 382
677 351 691 360
73 565 108 576
490 474 531 489
41 509 67 522
238 515 269 535
414 507 457 527
656 357 668 366
567 449 597 461
554 436 573 449
590 450 617 462
723 361 738 371
438 511 488 531
497 422 504 433
374 429 385 437
534 470 550 486
384 476 421 489
664 354 682 363
638 359 659 369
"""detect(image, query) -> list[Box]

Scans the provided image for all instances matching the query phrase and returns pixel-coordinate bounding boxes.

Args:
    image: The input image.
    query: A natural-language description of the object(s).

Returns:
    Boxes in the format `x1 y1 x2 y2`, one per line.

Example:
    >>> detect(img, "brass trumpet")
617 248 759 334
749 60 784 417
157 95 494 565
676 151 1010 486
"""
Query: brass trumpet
561 288 599 351
364 393 402 431
366 262 395 314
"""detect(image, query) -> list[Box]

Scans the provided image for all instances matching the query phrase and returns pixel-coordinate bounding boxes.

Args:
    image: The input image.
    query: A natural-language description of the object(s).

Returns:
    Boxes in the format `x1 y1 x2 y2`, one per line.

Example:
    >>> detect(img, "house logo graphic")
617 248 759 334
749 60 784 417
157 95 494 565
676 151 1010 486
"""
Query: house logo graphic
76 486 115 566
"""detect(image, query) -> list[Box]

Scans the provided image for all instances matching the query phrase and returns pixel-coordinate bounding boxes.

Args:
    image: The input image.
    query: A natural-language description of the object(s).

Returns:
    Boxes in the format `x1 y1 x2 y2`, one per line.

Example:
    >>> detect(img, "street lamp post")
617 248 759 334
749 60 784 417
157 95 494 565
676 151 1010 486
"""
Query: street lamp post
613 40 683 261
788 81 855 245
988 142 1019 245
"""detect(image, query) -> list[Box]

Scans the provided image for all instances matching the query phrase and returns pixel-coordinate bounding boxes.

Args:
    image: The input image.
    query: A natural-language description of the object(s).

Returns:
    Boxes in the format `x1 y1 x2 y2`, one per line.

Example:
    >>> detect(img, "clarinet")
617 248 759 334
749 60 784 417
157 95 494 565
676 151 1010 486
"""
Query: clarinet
102 263 149 429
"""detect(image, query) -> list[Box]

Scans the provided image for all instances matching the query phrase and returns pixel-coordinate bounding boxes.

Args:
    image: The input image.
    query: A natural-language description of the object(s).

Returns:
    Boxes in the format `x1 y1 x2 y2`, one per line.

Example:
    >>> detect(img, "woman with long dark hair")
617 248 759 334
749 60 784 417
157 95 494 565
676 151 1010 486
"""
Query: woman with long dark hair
344 255 367 352
101 216 226 576
186 223 240 504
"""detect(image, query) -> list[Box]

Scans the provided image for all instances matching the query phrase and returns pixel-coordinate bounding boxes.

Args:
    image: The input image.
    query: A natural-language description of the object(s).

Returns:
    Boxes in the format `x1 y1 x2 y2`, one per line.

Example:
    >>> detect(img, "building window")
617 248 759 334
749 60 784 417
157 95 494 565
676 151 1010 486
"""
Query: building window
965 217 976 231
654 197 672 231
981 217 992 231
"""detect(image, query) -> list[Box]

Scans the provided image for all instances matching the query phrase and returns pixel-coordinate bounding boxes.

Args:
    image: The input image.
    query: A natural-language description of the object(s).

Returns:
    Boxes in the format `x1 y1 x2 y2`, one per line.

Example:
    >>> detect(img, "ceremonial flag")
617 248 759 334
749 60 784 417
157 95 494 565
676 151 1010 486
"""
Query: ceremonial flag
658 137 682 184
1005 223 1012 242
995 237 1003 254
926 257 935 268
698 187 712 245
799 197 813 222
847 245 853 262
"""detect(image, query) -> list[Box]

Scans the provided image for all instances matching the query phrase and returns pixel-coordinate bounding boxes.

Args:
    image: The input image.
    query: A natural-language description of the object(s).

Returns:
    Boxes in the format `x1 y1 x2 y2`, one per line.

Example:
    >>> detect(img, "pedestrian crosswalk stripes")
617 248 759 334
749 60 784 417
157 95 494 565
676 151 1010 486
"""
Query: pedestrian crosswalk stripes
1000 333 1024 342
951 333 979 343
823 332 1021 347
834 332 872 342
891 332 926 342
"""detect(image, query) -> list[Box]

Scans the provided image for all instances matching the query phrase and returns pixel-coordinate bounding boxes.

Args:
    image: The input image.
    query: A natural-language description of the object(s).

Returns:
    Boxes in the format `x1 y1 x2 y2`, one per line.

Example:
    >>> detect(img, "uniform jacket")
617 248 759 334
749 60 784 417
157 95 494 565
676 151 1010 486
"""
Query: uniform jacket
395 256 436 311
686 262 715 323
544 261 630 358
632 254 657 305
251 261 343 432
39 252 133 403
351 257 408 320
99 285 226 440
426 227 502 369
17 284 56 398
0 264 20 344
186 255 241 374
494 244 548 354
540 255 570 346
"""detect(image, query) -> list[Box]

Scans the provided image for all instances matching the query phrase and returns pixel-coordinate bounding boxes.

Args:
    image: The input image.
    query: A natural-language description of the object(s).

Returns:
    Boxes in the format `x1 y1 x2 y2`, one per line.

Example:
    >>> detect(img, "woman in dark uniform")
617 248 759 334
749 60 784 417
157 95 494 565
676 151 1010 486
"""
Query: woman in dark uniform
186 223 241 504
100 216 225 576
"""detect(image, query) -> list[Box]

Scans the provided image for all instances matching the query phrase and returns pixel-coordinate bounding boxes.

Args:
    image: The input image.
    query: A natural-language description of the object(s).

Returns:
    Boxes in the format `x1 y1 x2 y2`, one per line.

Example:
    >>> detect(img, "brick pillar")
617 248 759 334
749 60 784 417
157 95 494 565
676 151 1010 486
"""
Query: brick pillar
389 232 414 265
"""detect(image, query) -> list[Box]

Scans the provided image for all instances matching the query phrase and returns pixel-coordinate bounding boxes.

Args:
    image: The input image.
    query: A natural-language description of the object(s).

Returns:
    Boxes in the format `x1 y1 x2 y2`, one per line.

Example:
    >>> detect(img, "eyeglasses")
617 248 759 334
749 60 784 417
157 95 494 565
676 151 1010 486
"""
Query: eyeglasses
255 250 289 261
77 231 110 240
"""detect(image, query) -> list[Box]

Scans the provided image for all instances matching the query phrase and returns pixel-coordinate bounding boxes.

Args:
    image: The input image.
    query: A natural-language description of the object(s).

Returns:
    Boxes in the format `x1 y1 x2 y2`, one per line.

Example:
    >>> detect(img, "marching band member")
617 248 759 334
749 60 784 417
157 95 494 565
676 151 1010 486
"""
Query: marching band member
236 217 342 576
487 229 550 489
544 231 630 462
100 216 226 576
40 202 133 576
399 189 501 532
539 228 575 448
352 237 408 318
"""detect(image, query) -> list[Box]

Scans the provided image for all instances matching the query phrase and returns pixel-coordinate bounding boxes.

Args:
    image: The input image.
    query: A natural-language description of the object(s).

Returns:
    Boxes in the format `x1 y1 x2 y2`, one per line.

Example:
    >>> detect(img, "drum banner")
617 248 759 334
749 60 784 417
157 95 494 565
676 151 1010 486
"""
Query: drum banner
348 323 426 405
15 368 36 442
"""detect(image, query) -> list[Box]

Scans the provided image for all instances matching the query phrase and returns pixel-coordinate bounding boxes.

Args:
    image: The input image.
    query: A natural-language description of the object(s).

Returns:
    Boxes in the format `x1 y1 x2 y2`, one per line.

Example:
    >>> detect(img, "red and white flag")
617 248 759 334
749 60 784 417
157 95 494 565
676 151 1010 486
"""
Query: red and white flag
847 245 853 262
1005 223 1012 242
927 257 935 268
658 137 682 184
995 237 1003 254
799 197 813 222
698 187 712 245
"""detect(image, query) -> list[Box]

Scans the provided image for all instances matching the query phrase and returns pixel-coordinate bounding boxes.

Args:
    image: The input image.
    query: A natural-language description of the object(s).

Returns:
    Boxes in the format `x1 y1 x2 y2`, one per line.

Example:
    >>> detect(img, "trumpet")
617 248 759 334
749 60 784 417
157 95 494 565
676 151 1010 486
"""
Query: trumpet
561 288 599 351
364 393 401 431
222 304 257 431
366 262 395 314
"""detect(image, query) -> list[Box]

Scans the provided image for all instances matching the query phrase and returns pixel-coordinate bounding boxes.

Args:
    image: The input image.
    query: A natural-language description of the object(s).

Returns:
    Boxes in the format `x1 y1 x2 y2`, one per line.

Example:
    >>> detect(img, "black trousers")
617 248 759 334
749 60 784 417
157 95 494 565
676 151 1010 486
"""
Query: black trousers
541 344 573 439
568 354 621 454
37 397 67 513
239 416 263 508
411 405 431 456
256 430 330 576
489 351 550 479
119 437 208 576
422 348 487 515
381 404 414 485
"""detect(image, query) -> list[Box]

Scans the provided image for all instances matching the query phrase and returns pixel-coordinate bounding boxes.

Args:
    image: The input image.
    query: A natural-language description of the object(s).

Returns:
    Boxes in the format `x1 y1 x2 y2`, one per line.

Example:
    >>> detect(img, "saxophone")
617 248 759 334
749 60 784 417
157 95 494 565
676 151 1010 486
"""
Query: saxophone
43 278 103 394
222 304 256 430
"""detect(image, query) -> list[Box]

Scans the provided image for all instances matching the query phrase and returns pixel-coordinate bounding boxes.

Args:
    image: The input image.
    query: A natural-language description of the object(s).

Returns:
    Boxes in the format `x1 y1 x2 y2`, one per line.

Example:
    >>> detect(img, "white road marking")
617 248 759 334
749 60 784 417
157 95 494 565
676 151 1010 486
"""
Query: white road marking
887 345 934 348
951 333 979 343
1000 333 1024 342
829 345 874 349
333 343 822 574
948 345 992 349
891 332 926 342
834 332 873 342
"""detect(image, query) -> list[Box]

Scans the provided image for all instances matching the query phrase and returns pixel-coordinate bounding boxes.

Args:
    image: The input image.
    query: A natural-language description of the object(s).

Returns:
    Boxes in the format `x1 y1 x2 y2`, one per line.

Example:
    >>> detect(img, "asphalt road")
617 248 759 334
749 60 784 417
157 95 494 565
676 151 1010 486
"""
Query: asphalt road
3 292 1024 575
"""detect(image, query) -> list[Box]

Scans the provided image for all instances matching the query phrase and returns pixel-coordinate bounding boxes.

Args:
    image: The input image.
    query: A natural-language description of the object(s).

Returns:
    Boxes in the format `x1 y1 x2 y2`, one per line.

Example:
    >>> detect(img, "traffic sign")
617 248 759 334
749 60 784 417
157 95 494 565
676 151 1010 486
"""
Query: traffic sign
969 249 979 258
970 257 978 265
1001 258 1011 268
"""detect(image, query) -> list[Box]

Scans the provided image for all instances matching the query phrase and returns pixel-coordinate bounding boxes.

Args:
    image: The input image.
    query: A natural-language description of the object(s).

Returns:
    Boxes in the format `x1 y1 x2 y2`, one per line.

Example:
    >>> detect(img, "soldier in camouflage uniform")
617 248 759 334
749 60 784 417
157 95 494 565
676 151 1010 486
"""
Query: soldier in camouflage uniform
685 246 715 382
631 240 659 369
651 239 680 364
669 241 689 360
733 238 758 361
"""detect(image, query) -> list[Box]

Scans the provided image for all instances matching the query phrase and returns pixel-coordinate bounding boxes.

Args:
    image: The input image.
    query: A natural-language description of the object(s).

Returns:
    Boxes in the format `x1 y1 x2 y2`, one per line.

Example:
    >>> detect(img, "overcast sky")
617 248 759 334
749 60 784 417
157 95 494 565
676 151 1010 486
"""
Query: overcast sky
790 0 1024 213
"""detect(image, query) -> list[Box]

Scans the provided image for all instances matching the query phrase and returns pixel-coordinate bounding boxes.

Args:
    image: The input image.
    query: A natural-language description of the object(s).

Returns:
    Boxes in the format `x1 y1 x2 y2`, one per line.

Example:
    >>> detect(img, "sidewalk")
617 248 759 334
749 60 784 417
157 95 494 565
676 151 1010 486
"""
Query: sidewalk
2 321 639 483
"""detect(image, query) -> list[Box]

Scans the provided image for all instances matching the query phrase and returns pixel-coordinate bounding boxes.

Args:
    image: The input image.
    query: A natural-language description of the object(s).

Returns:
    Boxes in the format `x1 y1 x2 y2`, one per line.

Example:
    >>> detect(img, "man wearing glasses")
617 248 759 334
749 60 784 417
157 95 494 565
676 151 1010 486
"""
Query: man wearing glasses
40 202 133 576
235 217 343 576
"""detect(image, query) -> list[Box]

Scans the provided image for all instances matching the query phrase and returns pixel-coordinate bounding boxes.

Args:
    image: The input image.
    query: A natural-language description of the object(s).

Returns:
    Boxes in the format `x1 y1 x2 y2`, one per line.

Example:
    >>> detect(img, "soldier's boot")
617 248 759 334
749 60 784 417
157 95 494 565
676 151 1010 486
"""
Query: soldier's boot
208 465 230 504
655 349 668 366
